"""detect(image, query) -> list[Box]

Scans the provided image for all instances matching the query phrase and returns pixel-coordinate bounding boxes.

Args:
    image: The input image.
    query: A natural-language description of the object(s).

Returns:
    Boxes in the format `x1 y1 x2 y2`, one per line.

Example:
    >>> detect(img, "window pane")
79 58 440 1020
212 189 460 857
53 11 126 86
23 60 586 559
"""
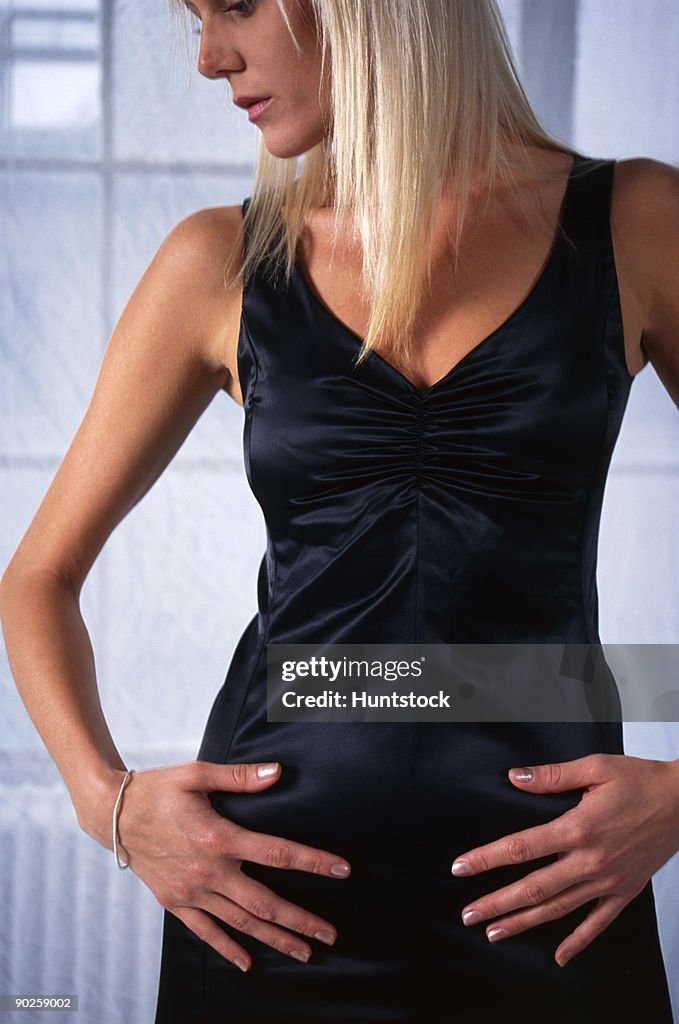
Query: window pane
575 0 679 162
11 60 100 129
11 15 99 49
0 171 104 457
0 4 101 158
2 0 96 10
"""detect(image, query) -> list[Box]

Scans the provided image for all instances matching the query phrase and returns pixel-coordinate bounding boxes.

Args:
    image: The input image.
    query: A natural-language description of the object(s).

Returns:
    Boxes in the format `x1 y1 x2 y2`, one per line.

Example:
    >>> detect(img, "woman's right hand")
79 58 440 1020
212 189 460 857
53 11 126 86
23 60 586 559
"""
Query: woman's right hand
94 760 351 972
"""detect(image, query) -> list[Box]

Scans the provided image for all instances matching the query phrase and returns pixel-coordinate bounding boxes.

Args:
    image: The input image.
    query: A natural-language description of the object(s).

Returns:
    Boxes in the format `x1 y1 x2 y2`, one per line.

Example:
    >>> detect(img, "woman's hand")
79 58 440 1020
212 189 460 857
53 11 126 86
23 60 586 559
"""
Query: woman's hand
102 760 351 972
450 753 679 967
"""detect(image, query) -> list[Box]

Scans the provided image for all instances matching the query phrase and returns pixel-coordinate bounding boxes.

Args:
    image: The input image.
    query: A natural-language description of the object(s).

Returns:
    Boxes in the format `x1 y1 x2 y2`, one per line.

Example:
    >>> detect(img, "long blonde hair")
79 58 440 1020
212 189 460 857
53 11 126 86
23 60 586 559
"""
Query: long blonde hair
170 0 578 371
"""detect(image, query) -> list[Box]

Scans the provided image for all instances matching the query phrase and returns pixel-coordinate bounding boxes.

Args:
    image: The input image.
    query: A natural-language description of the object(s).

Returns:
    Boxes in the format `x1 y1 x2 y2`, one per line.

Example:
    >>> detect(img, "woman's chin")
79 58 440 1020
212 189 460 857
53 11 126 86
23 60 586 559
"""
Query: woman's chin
259 126 326 161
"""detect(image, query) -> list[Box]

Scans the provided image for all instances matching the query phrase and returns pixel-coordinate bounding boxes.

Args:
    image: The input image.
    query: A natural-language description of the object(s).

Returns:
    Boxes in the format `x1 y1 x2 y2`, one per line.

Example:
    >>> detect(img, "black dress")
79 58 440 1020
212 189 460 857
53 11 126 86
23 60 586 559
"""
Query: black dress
154 153 674 1023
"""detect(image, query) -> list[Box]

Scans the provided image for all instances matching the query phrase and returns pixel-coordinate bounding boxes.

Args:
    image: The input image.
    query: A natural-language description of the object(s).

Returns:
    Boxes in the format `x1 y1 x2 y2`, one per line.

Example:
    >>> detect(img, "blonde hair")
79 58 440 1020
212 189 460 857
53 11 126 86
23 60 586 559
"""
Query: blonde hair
170 0 579 373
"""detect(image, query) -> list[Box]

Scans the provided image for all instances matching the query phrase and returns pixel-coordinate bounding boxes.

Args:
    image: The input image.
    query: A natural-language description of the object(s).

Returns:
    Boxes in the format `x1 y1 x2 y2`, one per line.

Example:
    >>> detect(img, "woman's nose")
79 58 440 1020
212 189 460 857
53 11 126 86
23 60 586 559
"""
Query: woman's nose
196 25 244 79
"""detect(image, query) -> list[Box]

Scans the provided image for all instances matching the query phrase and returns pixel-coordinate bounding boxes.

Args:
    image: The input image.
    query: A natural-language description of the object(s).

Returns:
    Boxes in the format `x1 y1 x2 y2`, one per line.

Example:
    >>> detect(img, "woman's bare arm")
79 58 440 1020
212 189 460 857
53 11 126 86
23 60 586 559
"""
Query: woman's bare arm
0 206 350 970
611 157 679 404
0 205 242 838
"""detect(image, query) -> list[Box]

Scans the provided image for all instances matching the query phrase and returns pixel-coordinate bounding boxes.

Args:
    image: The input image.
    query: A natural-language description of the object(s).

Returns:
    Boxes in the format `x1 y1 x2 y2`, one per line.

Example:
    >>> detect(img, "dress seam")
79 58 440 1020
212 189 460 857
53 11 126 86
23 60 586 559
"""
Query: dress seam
239 308 278 628
577 160 624 646
217 304 272 765
579 278 618 645
238 309 259 479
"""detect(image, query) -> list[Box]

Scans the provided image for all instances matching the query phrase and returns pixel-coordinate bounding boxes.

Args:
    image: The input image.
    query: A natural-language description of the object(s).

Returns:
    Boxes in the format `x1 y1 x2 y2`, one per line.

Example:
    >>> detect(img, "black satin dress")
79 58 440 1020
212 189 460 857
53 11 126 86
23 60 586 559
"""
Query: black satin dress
154 154 674 1023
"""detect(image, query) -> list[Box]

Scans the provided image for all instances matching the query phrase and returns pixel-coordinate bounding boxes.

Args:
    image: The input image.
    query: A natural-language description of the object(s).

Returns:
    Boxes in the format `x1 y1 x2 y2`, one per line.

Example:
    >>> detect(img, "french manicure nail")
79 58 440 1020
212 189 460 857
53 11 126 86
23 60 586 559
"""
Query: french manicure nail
462 910 482 925
451 859 470 876
290 948 311 962
330 862 350 877
234 957 250 972
314 929 336 945
487 927 507 942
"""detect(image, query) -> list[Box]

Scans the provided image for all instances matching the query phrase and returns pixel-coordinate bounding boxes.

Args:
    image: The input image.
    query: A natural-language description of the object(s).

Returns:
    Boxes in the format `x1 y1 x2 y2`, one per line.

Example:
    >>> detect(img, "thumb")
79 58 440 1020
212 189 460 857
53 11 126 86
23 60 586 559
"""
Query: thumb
191 760 282 793
508 754 602 793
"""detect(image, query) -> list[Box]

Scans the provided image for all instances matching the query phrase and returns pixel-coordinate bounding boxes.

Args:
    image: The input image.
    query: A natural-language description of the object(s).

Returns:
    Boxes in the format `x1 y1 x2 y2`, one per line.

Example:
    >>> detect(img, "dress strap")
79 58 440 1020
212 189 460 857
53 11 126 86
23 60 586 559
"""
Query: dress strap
560 154 617 264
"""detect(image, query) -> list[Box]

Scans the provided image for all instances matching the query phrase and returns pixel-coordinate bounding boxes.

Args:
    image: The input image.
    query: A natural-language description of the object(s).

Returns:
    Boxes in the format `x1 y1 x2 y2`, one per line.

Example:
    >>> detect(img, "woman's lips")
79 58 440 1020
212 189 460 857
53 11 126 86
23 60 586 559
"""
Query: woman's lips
233 96 273 123
246 98 271 122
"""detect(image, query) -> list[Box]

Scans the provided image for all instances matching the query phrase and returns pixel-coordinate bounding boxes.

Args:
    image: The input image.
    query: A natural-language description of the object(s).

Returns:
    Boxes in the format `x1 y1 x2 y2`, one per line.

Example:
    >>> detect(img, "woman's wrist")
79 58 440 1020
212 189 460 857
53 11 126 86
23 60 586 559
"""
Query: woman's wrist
72 763 130 848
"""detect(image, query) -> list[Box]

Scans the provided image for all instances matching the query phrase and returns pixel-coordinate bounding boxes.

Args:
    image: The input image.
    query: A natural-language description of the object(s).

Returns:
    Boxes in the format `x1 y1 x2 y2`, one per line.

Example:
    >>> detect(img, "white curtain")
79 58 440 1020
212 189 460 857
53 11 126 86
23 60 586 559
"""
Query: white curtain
1 2 678 1020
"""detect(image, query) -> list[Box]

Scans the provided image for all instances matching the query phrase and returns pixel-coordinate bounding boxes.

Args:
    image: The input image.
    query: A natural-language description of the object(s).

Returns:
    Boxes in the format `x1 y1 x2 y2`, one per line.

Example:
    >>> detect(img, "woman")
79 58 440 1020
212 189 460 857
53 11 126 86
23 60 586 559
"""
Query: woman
1 0 678 1021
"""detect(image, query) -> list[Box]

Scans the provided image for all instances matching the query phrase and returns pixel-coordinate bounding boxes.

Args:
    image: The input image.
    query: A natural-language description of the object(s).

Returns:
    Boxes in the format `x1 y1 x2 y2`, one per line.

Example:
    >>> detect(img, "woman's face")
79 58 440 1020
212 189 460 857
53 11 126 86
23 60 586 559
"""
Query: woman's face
185 0 329 159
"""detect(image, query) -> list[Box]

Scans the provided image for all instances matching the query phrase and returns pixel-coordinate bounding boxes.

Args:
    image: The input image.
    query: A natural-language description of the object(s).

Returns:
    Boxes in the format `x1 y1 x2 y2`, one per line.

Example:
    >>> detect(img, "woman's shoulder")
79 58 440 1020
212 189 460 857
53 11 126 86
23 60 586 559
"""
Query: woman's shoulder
611 154 679 190
162 204 245 271
610 156 679 397
610 155 679 239
155 204 246 394
610 156 679 236
610 156 679 268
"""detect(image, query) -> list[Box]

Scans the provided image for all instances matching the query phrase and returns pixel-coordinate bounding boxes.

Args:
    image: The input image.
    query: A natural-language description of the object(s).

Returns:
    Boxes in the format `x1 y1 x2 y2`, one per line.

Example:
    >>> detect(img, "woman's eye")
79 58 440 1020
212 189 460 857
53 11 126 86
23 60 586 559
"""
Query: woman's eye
189 0 256 34
225 0 256 14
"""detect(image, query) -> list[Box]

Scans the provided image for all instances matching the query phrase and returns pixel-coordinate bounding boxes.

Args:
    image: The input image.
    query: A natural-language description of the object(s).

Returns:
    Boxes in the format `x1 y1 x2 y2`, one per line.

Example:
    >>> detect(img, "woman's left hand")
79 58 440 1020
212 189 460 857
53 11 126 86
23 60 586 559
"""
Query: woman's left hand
450 753 679 967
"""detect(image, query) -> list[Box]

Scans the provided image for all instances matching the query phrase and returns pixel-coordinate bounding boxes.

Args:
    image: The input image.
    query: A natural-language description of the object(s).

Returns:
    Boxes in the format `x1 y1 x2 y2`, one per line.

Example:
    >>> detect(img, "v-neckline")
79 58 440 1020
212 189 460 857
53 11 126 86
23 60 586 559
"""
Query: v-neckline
293 153 582 397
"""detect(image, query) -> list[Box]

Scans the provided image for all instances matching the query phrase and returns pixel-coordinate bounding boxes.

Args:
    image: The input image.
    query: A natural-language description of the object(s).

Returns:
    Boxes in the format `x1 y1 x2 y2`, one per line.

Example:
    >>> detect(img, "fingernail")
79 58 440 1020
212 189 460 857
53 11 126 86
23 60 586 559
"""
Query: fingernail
234 957 250 972
451 859 470 876
256 763 279 778
487 927 507 942
330 863 350 877
510 768 534 782
556 950 571 967
462 910 482 925
289 948 311 962
314 929 336 945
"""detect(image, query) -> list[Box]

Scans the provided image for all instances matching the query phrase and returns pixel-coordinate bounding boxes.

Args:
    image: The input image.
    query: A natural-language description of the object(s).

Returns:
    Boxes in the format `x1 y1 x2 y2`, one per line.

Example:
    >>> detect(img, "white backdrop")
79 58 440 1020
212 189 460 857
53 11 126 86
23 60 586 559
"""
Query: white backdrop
1 1 678 1021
